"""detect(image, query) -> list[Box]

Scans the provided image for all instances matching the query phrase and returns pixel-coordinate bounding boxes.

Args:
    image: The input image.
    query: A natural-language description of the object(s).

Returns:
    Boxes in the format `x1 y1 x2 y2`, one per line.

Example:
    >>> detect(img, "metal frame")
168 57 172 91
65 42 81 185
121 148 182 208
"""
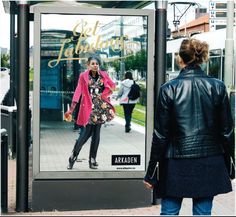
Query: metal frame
33 5 154 179
169 1 199 30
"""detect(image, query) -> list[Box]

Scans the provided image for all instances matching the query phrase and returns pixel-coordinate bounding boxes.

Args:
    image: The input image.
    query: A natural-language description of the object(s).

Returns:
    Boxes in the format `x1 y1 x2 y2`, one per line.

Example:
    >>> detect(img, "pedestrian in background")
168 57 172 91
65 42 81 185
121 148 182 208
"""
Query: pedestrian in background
117 71 139 133
64 56 116 170
143 38 235 215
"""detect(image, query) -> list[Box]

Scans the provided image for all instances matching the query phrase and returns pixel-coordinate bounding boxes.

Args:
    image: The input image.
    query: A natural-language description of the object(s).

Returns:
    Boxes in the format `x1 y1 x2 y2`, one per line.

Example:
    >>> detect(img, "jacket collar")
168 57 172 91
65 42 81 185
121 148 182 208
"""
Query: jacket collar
83 69 103 82
178 65 207 78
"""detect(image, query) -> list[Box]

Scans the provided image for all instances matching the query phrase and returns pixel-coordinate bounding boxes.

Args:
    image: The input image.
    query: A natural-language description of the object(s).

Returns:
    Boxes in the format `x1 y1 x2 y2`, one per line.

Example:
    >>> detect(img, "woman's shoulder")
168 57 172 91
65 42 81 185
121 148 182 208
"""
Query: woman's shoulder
80 70 89 75
122 79 134 86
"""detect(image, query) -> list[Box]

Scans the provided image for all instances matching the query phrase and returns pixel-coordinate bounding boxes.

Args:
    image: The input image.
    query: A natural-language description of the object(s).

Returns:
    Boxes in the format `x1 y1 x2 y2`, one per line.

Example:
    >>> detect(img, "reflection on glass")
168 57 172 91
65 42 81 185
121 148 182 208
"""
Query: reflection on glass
39 14 148 172
209 57 221 79
174 52 181 72
166 53 172 72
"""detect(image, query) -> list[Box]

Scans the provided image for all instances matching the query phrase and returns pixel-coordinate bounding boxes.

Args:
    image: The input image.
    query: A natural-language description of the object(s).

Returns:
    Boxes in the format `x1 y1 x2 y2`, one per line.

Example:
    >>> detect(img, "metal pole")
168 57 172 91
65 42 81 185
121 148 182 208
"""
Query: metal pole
153 0 167 205
224 0 235 90
9 2 16 106
10 2 17 160
14 34 18 104
120 16 125 80
16 1 29 212
154 0 167 114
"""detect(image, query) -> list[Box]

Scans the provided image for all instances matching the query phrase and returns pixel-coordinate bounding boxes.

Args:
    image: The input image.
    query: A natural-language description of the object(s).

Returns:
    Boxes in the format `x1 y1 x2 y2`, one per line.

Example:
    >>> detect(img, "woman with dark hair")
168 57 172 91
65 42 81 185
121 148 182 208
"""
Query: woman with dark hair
64 56 116 169
144 38 235 215
117 71 139 133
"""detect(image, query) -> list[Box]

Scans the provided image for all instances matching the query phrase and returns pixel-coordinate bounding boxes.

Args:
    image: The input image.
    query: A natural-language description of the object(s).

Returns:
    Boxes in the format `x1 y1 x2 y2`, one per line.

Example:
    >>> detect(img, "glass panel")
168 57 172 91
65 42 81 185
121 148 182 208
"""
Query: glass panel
222 56 225 81
39 14 148 173
229 91 235 123
174 52 181 71
208 57 221 79
200 62 207 73
166 53 172 72
210 49 221 57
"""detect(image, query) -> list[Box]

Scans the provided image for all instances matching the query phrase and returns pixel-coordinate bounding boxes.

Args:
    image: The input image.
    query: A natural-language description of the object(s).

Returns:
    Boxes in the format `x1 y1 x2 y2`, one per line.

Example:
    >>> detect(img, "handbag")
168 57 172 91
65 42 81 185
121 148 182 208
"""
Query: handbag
72 96 81 121
221 130 235 180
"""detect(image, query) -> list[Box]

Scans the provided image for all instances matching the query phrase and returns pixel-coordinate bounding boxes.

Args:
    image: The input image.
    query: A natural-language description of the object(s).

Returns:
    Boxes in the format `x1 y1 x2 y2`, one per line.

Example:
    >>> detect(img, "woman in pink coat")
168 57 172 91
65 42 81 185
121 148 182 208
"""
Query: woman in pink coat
64 56 116 169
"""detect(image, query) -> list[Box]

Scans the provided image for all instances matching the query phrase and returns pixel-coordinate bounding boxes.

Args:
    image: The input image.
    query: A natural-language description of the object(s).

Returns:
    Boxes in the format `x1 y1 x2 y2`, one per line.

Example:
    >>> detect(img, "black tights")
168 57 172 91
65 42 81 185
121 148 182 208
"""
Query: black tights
72 124 102 160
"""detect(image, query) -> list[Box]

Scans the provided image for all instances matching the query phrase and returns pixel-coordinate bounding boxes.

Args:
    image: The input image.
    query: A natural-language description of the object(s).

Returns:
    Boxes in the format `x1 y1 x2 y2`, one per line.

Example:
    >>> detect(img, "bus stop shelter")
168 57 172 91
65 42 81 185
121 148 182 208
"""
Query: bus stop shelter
1 0 167 212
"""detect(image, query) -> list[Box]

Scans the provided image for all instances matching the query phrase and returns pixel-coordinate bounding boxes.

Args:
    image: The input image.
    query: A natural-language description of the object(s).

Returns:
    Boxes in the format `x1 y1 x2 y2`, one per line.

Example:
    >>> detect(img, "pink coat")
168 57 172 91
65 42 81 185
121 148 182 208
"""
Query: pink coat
72 69 116 126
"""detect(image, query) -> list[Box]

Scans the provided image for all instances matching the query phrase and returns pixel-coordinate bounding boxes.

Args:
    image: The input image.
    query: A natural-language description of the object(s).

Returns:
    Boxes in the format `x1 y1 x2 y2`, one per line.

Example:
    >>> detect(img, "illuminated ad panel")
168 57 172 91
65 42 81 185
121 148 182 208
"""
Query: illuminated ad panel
33 6 154 179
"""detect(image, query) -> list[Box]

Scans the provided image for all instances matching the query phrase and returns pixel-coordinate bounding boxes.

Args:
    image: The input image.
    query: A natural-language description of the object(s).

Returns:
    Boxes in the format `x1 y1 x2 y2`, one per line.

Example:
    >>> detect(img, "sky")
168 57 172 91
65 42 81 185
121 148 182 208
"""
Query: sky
0 0 211 49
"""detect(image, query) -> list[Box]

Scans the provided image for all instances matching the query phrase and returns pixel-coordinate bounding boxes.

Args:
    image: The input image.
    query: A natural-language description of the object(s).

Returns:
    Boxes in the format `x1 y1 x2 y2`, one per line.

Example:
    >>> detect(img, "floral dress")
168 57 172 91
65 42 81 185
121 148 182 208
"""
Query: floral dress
88 73 115 125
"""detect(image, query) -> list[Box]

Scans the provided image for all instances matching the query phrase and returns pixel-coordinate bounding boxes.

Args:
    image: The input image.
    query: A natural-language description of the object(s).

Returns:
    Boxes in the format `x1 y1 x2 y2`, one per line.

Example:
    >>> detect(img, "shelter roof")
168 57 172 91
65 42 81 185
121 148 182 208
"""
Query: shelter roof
2 1 151 14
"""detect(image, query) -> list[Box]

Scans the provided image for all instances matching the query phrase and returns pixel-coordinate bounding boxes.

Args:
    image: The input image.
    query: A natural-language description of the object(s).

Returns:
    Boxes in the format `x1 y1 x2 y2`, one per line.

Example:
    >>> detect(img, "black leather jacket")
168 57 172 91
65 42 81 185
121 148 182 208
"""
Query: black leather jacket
145 65 235 179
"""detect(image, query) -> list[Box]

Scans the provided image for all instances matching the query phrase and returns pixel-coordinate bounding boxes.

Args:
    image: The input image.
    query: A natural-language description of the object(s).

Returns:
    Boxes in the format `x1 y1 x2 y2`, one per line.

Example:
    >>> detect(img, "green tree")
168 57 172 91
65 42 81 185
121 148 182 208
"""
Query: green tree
134 49 146 72
109 49 147 79
124 54 135 71
1 53 10 68
111 60 120 79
